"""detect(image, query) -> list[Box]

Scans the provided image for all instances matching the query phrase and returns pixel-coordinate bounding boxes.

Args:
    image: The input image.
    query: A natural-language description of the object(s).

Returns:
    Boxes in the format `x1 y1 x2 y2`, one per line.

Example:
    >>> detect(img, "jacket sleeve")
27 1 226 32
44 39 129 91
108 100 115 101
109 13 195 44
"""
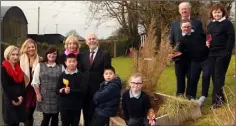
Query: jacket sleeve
122 93 129 122
1 67 19 102
169 22 176 48
104 51 111 68
144 94 151 117
226 21 235 54
93 82 120 105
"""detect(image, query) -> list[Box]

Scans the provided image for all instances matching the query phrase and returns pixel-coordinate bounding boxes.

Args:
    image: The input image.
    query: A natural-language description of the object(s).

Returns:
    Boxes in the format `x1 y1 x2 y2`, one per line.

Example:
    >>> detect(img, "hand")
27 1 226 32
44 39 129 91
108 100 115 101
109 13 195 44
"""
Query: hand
64 87 70 94
59 88 65 93
168 53 175 59
36 94 42 102
12 100 22 106
206 41 210 48
18 96 23 102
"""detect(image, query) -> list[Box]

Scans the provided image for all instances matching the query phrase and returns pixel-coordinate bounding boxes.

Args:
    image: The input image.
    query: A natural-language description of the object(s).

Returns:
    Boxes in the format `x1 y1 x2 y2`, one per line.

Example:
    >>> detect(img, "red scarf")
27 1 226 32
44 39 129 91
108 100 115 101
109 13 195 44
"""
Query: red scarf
2 60 24 83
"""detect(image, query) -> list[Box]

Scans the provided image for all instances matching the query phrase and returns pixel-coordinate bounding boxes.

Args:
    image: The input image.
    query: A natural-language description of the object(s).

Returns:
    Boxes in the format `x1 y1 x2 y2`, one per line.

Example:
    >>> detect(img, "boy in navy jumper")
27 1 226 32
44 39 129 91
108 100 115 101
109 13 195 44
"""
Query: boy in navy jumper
57 53 87 126
177 19 210 106
206 3 235 109
90 66 122 126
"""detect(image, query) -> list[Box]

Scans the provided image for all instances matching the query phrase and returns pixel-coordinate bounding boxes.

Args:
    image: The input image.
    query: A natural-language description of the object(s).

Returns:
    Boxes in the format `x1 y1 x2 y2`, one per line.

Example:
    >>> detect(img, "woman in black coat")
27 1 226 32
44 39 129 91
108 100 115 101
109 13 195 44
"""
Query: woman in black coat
1 45 27 126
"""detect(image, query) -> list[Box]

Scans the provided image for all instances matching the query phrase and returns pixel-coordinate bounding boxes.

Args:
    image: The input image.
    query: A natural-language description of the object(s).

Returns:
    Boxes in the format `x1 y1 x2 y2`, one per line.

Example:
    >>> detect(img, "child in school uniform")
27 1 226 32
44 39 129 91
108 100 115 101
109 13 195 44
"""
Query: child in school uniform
90 66 122 126
177 19 210 106
206 3 235 109
57 53 87 126
122 73 151 126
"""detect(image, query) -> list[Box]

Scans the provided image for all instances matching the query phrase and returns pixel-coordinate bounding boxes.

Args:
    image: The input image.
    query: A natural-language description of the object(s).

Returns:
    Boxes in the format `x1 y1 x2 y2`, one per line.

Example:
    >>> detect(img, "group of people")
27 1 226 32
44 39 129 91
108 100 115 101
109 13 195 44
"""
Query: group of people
1 32 151 126
169 2 235 109
1 1 235 126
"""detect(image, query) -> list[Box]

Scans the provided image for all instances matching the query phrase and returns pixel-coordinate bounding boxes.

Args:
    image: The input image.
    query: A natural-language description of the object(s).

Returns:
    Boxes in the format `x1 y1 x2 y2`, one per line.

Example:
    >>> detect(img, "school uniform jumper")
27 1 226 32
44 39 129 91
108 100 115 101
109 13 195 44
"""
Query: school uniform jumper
207 18 235 106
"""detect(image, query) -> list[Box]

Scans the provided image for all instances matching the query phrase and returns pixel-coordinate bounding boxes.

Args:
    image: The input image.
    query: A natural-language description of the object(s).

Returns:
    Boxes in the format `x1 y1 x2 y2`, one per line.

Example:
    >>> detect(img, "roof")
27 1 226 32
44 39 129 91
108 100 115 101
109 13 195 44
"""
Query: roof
1 6 28 23
28 34 65 44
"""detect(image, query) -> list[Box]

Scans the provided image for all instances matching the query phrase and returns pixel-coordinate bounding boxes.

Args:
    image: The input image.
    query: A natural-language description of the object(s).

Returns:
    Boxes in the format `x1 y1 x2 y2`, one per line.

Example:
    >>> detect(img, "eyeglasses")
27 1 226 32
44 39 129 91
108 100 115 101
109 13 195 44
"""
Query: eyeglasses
181 26 192 29
131 82 143 85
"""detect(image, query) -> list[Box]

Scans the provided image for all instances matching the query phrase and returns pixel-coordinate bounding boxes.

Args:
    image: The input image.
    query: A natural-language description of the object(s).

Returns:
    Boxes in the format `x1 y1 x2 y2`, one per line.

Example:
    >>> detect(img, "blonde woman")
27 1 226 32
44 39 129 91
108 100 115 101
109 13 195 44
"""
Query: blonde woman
1 45 27 126
20 38 41 126
59 34 81 69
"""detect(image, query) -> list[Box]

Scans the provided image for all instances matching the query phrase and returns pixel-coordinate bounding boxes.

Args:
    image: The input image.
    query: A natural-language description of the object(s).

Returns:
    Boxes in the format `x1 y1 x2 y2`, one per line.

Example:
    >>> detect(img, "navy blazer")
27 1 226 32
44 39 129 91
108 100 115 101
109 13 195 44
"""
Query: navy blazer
80 48 111 95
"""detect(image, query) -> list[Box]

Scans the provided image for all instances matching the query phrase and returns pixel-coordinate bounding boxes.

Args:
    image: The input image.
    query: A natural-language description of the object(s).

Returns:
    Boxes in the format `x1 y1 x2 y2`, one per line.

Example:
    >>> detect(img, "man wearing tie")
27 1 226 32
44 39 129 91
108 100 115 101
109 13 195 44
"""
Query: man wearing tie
80 33 111 126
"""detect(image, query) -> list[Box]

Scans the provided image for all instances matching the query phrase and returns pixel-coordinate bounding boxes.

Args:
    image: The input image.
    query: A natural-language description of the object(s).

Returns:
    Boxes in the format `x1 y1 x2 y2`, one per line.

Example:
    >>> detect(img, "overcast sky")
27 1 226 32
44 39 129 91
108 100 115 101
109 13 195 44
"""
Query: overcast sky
1 1 119 39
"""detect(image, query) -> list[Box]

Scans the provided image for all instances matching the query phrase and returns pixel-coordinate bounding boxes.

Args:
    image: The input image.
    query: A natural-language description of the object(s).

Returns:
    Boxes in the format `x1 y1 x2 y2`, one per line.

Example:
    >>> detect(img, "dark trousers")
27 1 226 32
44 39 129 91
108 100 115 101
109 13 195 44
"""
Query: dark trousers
7 123 19 126
83 94 96 126
90 114 109 126
60 110 81 126
128 118 145 126
174 58 191 98
41 112 59 126
24 107 35 126
209 55 231 105
189 59 210 98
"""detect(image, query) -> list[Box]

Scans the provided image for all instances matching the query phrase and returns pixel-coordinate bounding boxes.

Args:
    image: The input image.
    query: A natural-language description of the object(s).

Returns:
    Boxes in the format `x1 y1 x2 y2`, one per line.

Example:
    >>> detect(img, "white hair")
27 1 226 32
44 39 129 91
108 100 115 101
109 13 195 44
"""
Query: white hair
178 2 191 9
85 32 98 40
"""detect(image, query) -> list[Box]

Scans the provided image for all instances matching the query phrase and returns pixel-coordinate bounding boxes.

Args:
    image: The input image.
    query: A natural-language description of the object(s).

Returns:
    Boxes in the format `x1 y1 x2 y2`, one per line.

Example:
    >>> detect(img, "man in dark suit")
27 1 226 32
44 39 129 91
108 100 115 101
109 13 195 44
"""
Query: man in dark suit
80 33 111 126
169 2 205 99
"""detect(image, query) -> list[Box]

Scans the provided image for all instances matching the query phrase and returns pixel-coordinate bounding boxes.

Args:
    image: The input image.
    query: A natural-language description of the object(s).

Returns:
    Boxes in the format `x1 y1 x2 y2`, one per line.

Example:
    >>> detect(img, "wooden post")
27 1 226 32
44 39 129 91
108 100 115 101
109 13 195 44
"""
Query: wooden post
114 40 116 58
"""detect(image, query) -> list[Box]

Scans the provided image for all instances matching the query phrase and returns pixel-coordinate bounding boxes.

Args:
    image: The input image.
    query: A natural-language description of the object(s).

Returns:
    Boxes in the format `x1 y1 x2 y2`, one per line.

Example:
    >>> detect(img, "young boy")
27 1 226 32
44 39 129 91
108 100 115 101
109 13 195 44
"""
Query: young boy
90 66 122 126
122 73 151 126
57 53 87 126
177 19 210 106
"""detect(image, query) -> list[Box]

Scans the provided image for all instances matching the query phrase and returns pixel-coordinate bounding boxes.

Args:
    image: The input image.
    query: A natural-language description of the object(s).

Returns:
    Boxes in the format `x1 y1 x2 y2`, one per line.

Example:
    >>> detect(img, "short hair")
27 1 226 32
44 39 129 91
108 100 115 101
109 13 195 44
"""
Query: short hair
20 38 38 55
65 53 77 61
180 19 191 26
178 2 191 9
128 72 143 84
64 35 80 50
86 33 98 41
42 46 59 64
209 3 228 19
104 66 116 74
4 45 19 60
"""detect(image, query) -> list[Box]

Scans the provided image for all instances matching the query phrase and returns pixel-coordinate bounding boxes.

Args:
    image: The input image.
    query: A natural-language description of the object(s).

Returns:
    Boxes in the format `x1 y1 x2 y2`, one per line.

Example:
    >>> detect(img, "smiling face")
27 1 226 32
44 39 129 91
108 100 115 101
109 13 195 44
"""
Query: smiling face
103 69 115 82
212 9 223 21
8 49 20 65
129 76 143 93
86 33 99 51
181 22 192 34
47 51 57 62
179 2 191 18
67 39 78 52
26 42 36 56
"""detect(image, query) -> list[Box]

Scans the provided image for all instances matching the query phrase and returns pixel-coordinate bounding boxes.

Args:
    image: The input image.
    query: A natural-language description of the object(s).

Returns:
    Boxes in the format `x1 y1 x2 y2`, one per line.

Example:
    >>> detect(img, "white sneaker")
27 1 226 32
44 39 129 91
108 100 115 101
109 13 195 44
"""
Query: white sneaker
197 96 206 106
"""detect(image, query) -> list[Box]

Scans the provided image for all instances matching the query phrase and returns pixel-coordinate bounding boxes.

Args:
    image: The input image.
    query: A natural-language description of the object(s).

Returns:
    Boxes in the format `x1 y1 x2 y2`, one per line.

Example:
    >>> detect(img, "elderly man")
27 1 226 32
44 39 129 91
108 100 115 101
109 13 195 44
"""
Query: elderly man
169 2 206 100
80 33 111 126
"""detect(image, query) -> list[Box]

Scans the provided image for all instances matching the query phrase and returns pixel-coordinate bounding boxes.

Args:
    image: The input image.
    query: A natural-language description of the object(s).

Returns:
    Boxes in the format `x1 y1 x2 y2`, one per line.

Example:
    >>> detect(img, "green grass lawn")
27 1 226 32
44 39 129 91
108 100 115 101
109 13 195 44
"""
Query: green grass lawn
112 56 235 125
